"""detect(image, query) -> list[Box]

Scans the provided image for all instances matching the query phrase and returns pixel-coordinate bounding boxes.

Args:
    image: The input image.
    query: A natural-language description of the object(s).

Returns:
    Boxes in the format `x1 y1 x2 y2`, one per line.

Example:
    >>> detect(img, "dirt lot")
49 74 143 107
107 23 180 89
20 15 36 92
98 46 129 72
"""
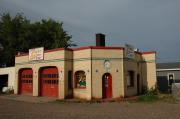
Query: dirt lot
0 98 180 119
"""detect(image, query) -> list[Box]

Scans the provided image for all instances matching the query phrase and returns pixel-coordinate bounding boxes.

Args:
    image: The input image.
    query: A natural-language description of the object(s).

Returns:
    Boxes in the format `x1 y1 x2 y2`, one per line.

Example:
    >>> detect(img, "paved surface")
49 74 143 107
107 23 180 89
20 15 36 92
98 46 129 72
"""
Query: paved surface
0 94 57 103
1 97 180 119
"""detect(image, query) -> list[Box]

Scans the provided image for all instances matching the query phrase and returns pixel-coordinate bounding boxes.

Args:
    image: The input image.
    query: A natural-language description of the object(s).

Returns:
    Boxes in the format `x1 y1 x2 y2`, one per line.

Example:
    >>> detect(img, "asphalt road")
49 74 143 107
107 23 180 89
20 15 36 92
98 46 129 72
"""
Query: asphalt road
0 98 180 119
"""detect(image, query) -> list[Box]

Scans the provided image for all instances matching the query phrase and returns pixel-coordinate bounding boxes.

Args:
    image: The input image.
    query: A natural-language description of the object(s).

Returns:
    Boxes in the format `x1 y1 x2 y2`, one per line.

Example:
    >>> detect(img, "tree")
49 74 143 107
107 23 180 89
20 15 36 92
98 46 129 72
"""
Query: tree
0 13 76 67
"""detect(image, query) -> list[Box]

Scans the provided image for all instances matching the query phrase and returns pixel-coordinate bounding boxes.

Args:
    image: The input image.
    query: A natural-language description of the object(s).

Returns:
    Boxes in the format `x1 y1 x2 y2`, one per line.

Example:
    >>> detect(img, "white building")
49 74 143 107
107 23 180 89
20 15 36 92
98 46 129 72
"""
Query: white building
0 67 15 92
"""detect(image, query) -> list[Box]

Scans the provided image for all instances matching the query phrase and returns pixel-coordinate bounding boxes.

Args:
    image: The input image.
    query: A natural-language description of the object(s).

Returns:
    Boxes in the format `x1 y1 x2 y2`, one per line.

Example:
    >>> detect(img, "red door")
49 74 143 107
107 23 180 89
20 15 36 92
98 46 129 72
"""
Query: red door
102 73 112 98
40 67 59 97
19 69 33 94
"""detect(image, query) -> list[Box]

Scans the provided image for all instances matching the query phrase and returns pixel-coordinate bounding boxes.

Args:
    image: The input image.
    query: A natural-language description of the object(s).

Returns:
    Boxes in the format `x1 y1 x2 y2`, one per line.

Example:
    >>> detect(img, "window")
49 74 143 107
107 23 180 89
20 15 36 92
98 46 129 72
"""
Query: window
51 74 54 78
75 71 86 88
56 74 59 78
127 71 134 87
168 73 174 86
48 74 51 78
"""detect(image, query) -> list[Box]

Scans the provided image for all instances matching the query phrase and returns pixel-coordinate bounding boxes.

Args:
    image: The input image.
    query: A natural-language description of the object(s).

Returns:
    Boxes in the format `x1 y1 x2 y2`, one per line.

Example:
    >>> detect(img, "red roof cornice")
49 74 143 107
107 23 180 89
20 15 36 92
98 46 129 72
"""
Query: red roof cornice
44 48 73 53
73 46 124 51
141 51 156 55
16 53 29 57
15 46 155 57
15 48 73 57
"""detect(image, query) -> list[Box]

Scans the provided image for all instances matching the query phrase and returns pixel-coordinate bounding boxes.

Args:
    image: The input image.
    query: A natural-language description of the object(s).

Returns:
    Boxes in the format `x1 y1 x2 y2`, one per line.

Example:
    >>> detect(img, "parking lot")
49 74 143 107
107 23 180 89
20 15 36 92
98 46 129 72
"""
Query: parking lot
0 97 180 119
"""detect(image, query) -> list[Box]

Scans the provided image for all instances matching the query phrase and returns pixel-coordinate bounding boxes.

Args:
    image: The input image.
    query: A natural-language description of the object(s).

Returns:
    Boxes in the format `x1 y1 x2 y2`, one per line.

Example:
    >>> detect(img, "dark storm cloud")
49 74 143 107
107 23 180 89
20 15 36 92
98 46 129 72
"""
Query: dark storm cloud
0 0 180 62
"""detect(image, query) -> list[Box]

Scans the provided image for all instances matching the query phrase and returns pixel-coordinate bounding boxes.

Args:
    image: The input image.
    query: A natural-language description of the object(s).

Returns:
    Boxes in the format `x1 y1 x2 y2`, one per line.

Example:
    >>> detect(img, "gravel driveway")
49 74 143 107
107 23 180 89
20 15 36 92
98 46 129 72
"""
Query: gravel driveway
0 98 180 119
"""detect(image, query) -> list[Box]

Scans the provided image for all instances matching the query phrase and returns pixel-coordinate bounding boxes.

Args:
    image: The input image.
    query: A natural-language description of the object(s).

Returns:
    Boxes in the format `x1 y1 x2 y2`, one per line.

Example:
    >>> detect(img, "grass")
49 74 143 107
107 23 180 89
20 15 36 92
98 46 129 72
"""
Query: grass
138 88 159 103
138 93 179 104
138 94 158 103
55 88 179 104
158 94 178 104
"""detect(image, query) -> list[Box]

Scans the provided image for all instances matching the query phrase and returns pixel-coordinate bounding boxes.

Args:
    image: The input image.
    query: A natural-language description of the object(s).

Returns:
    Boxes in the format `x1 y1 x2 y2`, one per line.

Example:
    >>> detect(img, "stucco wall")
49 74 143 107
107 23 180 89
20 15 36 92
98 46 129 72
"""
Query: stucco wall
124 52 156 97
15 50 66 99
15 47 156 100
142 53 156 89
124 59 139 97
73 49 92 100
91 49 124 98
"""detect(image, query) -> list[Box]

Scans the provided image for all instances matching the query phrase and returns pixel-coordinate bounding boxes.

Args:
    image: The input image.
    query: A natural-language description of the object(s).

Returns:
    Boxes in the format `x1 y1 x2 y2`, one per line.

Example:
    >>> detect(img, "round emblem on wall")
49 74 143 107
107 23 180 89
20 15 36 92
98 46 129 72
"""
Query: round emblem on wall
104 60 111 69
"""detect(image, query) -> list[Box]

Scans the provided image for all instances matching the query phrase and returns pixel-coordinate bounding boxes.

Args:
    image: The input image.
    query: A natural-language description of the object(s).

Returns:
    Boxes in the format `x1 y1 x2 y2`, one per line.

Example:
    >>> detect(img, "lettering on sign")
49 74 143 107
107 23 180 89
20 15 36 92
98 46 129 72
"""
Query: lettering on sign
125 44 135 59
29 47 44 61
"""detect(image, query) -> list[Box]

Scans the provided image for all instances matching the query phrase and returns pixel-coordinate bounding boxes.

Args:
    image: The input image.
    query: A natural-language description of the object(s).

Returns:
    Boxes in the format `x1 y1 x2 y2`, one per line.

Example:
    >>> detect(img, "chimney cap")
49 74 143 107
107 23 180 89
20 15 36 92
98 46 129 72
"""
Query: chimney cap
96 33 105 36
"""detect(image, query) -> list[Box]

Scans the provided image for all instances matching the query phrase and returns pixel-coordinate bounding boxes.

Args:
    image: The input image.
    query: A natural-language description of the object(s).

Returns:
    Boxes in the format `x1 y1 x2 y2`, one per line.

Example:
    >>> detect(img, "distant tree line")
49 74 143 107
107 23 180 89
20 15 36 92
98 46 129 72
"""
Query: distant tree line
0 13 76 67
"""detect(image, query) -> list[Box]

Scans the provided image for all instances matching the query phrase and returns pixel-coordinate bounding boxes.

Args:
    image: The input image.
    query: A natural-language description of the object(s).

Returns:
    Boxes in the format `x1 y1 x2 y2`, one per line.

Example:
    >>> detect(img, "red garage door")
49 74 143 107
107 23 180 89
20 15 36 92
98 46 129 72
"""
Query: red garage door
40 67 59 97
19 69 33 94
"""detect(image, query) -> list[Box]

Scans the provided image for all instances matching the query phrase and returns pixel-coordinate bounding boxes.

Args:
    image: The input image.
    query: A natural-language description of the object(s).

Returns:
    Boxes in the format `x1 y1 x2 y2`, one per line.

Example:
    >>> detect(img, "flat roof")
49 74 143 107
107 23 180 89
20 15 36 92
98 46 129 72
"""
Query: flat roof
16 46 155 57
157 62 180 70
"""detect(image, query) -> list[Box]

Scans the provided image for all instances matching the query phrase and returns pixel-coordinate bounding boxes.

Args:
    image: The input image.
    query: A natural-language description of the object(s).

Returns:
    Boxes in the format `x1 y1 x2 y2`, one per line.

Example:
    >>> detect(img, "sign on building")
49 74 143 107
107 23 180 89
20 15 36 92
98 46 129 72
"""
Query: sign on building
125 44 135 59
29 47 44 61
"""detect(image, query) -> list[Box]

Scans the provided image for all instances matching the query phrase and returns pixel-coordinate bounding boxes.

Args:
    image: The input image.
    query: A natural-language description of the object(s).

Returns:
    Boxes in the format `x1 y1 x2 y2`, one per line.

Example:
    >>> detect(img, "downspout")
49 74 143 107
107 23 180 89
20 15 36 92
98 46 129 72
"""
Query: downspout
122 49 125 97
91 48 92 100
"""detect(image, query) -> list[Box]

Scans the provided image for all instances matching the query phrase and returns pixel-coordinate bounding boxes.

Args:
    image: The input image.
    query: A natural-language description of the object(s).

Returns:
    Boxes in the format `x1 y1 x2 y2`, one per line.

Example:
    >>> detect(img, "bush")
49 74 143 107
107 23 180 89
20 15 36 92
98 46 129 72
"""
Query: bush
138 88 158 102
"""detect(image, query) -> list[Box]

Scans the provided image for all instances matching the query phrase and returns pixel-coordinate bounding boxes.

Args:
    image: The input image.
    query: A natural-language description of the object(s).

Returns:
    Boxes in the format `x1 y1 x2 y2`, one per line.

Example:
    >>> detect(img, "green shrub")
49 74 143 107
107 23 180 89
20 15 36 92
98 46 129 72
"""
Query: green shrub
138 88 158 102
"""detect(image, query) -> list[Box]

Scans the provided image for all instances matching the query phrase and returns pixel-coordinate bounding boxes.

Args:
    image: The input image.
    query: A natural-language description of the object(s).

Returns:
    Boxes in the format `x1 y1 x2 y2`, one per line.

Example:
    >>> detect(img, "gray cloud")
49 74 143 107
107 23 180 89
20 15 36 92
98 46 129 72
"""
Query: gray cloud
0 0 180 62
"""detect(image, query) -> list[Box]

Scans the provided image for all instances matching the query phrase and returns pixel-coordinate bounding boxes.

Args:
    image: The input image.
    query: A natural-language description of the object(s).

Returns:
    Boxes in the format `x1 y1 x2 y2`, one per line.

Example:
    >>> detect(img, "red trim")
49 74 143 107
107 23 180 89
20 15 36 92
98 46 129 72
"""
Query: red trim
44 48 72 53
135 51 156 55
134 51 141 55
90 46 124 50
73 46 92 51
15 48 73 57
141 51 156 55
45 48 64 53
15 46 155 57
73 46 124 51
16 53 29 57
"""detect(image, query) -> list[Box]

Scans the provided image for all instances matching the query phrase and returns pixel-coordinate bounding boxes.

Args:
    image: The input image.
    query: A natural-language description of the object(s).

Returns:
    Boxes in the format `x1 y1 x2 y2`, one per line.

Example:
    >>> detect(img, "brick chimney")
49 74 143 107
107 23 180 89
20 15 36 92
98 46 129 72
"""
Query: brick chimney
96 33 105 47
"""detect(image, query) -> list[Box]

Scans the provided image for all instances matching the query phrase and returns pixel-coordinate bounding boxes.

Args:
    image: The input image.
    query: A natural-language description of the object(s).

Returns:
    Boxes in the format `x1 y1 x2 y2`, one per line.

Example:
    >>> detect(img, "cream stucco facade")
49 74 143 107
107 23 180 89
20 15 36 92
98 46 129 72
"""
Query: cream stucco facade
14 46 156 100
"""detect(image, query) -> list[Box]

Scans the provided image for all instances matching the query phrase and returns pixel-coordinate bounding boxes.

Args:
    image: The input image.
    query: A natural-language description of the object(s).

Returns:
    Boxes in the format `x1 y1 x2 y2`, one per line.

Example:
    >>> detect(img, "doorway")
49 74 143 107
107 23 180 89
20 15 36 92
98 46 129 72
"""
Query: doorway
137 74 140 95
0 74 8 93
19 68 33 95
39 67 59 97
102 73 112 98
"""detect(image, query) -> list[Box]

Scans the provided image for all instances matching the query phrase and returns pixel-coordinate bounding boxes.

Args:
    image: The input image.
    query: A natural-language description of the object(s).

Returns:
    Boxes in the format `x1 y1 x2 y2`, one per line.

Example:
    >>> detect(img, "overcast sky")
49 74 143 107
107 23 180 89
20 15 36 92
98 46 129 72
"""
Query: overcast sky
0 0 180 62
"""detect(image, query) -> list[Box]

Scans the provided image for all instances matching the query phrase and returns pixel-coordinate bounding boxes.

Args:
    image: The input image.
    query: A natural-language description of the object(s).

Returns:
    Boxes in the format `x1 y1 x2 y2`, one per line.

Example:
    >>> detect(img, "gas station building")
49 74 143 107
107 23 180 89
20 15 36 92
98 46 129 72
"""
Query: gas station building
14 34 156 100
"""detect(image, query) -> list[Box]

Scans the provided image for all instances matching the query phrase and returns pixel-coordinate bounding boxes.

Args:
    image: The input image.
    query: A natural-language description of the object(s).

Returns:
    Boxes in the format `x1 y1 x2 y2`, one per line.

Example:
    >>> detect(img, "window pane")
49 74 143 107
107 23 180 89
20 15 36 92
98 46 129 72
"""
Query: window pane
127 71 134 87
75 71 86 88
